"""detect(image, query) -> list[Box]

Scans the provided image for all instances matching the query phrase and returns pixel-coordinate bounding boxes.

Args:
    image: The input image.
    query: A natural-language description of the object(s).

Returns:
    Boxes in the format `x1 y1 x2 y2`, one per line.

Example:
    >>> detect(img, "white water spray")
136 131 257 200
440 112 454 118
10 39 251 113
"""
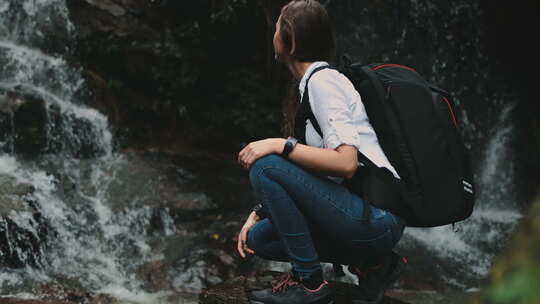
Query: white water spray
400 102 521 283
0 0 177 302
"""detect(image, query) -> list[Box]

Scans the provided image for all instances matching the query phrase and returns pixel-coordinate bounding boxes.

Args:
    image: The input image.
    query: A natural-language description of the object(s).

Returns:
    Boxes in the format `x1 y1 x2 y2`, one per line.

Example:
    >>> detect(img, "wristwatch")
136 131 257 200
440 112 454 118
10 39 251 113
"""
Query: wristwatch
252 203 266 218
282 136 298 158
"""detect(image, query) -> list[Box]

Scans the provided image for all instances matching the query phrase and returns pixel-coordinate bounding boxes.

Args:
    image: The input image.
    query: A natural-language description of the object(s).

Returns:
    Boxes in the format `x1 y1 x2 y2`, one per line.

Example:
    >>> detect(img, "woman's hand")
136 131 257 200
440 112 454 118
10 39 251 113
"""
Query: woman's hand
238 138 286 170
237 211 260 258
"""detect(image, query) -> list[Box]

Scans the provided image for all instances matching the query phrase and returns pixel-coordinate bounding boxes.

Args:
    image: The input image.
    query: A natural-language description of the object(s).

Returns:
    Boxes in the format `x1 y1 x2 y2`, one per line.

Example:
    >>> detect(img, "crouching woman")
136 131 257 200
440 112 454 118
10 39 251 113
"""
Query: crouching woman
237 1 406 303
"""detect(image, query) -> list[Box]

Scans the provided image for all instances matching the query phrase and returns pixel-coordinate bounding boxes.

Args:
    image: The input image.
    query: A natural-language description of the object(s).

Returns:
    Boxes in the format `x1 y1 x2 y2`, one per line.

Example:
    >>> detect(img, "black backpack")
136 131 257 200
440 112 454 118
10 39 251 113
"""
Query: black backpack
294 59 475 228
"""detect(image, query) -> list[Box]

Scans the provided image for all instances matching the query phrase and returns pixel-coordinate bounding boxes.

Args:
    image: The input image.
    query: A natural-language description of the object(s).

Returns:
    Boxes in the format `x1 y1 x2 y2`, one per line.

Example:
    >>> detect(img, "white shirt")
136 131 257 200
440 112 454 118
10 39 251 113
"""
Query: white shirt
299 61 400 183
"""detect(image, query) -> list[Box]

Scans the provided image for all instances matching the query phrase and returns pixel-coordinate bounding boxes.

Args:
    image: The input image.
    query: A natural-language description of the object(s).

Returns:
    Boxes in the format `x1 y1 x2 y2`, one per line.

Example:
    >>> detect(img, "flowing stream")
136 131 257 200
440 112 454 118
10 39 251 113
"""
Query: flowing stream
0 0 179 302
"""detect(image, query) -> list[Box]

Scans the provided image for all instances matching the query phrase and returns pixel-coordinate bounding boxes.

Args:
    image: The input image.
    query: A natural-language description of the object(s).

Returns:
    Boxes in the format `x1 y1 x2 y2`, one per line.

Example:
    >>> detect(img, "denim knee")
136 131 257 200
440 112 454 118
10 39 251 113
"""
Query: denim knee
249 154 284 185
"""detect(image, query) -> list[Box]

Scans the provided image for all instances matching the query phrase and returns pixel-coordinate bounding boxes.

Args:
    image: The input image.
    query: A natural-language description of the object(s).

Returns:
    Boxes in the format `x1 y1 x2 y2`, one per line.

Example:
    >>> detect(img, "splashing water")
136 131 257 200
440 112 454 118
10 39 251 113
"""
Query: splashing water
0 0 179 302
398 102 521 286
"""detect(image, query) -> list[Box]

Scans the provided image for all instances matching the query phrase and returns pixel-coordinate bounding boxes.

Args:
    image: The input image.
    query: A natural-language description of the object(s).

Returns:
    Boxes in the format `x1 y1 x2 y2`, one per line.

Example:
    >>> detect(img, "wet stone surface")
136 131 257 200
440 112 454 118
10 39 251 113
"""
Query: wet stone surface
199 271 411 304
0 89 107 158
0 90 47 156
0 174 47 268
0 282 116 304
0 149 479 303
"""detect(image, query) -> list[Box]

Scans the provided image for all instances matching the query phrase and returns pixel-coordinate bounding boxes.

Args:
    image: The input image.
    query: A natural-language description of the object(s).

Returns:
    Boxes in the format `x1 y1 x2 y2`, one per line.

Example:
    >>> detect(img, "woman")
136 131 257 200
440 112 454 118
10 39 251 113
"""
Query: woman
237 1 406 303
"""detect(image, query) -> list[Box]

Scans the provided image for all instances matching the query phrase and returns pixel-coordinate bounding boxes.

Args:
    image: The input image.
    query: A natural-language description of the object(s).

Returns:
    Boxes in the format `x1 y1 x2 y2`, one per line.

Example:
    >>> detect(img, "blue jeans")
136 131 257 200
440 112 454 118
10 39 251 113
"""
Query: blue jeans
247 154 405 274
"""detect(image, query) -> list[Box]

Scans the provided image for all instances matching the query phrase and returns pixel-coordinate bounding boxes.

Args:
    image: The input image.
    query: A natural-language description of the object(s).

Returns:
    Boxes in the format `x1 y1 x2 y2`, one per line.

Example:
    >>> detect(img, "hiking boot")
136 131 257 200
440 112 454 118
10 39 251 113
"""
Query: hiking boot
248 270 334 304
347 252 407 304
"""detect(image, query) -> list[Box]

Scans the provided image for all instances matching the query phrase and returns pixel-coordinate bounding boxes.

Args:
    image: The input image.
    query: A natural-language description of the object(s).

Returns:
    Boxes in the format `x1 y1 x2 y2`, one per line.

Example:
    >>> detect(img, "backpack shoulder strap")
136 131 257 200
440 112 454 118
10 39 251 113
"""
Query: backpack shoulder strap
300 65 374 221
300 65 381 171
301 64 404 223
294 65 329 144
300 65 330 137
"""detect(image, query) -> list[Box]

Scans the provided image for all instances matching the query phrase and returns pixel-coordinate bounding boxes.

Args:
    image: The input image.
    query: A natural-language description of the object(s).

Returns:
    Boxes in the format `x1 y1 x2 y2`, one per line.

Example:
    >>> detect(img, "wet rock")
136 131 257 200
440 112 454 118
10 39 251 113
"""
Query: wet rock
66 0 154 38
99 153 220 214
99 150 254 294
136 259 170 292
66 0 276 152
0 90 47 156
136 209 257 294
0 215 45 268
0 175 35 214
65 0 184 149
0 282 119 304
85 0 127 17
12 97 47 156
0 174 47 268
0 293 114 304
0 300 67 304
100 151 251 217
199 271 411 304
161 212 254 293
0 89 104 158
170 248 230 294
0 97 11 150
168 192 216 212
39 283 116 304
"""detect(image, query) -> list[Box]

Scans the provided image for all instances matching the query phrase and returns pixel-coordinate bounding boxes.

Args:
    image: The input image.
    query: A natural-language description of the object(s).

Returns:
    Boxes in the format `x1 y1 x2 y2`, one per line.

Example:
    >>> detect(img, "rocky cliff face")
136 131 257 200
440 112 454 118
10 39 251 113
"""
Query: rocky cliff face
66 0 279 152
66 0 540 200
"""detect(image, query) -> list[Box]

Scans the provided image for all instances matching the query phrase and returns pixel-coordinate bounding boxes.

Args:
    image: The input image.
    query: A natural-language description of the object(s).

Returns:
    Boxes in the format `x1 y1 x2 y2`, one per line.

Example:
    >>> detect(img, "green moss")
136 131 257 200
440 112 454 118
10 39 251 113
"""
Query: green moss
488 268 540 304
471 198 540 304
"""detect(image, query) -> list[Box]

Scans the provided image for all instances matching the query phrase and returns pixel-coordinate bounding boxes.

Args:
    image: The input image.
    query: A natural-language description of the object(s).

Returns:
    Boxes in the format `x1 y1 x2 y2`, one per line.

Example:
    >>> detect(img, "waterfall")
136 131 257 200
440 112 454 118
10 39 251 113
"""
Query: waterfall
399 100 521 283
0 1 176 301
396 103 521 290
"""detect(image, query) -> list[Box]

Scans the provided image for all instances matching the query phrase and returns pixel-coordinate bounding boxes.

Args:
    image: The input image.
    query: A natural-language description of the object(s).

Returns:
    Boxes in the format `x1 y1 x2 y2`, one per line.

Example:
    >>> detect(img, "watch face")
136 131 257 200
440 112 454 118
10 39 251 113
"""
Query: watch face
283 141 293 156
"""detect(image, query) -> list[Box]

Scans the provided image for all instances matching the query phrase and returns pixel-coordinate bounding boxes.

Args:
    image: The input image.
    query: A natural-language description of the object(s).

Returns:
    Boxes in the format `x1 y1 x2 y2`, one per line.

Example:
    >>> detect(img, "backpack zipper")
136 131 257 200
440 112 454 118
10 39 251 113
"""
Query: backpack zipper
372 64 418 73
384 82 458 127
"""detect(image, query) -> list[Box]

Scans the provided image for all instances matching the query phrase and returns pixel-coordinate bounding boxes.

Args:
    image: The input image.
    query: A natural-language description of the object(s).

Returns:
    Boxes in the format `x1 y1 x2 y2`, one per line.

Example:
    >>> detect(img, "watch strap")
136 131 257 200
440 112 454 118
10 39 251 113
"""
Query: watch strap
252 203 266 218
282 136 298 158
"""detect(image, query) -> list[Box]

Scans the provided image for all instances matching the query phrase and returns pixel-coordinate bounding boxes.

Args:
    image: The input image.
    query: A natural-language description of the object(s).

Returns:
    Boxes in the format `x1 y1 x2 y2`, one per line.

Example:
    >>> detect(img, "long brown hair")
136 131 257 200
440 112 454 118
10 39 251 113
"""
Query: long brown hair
278 0 336 137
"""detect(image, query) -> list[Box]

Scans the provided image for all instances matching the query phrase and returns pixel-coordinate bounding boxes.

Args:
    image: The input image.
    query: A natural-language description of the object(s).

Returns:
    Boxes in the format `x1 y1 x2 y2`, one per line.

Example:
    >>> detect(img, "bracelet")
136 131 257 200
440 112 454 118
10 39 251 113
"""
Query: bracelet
282 136 298 158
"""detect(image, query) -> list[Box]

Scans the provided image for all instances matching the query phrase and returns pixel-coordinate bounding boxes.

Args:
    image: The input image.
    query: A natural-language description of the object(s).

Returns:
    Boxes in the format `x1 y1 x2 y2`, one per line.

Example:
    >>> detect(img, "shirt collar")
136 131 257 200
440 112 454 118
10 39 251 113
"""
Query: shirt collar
298 61 329 101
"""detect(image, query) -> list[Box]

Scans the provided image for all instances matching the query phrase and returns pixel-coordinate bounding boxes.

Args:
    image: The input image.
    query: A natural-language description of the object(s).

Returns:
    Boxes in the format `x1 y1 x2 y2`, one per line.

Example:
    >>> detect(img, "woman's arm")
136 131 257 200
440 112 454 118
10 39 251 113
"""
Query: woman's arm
288 141 358 179
238 138 358 179
239 68 362 179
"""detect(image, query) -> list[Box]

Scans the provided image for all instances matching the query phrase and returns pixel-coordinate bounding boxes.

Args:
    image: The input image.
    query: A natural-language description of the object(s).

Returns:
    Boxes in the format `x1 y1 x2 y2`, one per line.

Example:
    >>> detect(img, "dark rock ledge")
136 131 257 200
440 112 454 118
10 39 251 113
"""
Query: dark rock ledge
199 271 410 304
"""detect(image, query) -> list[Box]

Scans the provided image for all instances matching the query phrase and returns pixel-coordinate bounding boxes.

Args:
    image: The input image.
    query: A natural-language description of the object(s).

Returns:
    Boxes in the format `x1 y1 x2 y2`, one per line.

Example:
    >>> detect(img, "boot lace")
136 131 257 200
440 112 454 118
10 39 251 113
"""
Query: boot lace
271 272 299 293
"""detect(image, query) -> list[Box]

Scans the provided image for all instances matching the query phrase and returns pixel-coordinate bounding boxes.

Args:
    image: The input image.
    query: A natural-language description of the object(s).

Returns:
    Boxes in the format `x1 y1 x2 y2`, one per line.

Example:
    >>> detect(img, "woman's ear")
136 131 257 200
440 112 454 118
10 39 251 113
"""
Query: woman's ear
289 32 296 56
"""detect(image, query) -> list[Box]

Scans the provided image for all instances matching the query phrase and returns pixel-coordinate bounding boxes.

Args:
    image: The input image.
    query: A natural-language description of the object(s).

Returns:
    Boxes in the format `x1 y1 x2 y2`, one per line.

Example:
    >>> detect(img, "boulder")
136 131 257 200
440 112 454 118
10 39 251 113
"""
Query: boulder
0 89 104 158
98 151 252 216
0 90 47 156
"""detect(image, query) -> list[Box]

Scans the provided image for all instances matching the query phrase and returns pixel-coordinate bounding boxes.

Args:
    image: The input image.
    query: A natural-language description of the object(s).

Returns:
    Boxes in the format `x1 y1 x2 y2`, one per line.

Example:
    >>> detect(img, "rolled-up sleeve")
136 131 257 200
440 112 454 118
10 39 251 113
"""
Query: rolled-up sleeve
307 72 360 150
